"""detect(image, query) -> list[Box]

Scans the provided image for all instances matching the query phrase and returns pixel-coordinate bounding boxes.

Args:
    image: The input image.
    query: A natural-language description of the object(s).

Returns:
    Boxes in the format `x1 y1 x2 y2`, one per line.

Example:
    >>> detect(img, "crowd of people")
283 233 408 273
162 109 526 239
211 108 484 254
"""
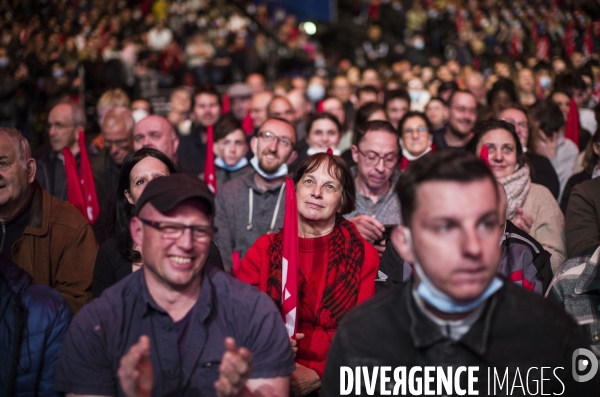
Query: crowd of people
2 0 600 396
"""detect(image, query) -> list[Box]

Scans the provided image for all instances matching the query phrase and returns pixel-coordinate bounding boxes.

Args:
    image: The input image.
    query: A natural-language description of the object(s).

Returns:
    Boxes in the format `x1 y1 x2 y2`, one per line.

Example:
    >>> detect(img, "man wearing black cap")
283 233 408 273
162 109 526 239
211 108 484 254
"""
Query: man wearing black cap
55 174 294 397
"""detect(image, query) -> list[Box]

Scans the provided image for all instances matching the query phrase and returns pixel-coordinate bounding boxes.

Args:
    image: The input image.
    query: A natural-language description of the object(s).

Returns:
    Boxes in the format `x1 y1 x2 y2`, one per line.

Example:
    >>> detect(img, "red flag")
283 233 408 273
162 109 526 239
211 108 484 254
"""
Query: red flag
536 35 550 62
222 93 230 114
78 130 99 223
563 20 576 57
232 251 241 277
316 100 324 113
281 176 298 338
242 112 254 135
583 27 594 59
204 125 217 194
63 131 100 224
479 145 490 168
565 98 580 147
400 156 410 170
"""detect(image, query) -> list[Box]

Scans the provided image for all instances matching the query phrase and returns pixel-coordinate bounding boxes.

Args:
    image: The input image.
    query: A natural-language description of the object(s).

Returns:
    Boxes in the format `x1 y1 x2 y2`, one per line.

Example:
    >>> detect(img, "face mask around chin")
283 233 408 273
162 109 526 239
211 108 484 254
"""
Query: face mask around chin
250 155 289 179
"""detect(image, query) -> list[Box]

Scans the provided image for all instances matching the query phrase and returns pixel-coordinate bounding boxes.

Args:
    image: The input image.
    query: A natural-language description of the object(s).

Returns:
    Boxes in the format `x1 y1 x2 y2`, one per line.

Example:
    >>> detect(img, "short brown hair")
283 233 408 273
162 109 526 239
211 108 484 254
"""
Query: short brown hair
291 153 356 215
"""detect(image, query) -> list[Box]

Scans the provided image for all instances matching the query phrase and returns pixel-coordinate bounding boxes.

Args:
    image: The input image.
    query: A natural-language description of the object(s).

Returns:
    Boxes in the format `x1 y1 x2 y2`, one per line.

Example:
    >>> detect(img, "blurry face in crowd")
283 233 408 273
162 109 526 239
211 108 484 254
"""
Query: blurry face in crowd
125 156 171 205
386 98 409 130
392 178 501 302
267 97 296 124
306 118 341 150
436 66 453 82
401 116 431 157
551 92 571 121
47 103 79 153
491 90 513 113
477 128 518 179
0 134 36 220
246 73 266 94
230 96 251 121
103 118 134 166
570 52 584 70
499 108 529 148
251 119 297 173
552 59 567 75
331 76 352 103
517 69 535 93
286 90 310 121
133 116 179 162
213 129 248 167
361 69 381 88
322 98 345 126
352 130 399 192
493 62 511 78
250 92 273 129
291 76 307 92
425 99 448 129
367 109 387 122
296 162 343 225
358 91 379 107
448 92 477 137
193 93 221 127
581 74 594 104
170 90 191 114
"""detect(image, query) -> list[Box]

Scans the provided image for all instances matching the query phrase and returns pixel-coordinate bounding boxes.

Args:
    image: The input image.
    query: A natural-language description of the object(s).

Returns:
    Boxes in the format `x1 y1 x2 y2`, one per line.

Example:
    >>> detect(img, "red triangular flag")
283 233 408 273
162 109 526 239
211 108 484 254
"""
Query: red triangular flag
400 156 410 170
317 100 324 113
479 145 490 168
78 130 99 223
565 98 580 147
281 176 298 338
222 93 230 114
242 112 254 135
64 147 86 218
204 125 217 194
326 147 333 155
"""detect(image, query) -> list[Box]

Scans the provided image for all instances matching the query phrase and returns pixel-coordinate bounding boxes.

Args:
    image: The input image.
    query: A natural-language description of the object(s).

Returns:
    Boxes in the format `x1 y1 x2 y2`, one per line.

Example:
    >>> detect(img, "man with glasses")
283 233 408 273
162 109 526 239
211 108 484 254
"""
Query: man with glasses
92 106 135 243
433 90 477 150
55 174 294 396
215 118 297 272
346 120 402 255
36 101 86 201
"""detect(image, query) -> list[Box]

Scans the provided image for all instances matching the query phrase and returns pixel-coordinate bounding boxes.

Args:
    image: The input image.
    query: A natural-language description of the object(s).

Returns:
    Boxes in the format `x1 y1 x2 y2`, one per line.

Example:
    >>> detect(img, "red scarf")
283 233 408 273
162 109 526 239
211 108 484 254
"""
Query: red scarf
64 131 99 223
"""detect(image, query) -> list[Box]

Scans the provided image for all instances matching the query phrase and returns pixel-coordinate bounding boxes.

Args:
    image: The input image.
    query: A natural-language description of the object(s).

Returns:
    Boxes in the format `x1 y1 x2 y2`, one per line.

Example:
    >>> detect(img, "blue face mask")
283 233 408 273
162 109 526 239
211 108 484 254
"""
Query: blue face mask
215 156 248 171
0 57 8 68
539 75 552 90
250 155 289 179
405 229 504 313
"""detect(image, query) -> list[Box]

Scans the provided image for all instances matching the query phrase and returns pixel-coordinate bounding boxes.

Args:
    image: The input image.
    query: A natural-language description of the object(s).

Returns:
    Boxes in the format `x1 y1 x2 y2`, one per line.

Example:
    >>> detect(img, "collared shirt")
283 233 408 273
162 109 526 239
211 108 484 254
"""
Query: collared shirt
215 172 285 272
547 245 600 359
55 266 294 397
343 166 402 226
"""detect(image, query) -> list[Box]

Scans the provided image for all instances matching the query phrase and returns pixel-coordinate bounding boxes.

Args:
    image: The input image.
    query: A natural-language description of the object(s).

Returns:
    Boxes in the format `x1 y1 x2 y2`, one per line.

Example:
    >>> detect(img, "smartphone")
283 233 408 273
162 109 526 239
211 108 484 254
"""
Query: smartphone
373 224 396 246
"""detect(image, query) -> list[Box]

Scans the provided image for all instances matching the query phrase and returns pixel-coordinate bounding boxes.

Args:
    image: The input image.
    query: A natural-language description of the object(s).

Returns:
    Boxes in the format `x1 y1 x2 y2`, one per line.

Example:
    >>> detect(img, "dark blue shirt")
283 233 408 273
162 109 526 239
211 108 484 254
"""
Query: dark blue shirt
55 265 295 397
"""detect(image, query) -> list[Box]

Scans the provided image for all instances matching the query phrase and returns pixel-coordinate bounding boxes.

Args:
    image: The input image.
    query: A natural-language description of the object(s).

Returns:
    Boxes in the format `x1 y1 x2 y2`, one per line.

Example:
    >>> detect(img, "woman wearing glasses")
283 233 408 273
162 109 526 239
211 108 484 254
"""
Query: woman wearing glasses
498 103 560 199
92 148 223 297
398 111 434 170
237 152 379 397
467 120 566 273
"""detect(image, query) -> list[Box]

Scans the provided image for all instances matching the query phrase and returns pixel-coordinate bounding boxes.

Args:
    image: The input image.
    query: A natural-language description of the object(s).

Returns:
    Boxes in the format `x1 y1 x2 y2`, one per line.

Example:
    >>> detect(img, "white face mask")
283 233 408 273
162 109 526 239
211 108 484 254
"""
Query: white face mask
132 109 149 123
250 139 289 179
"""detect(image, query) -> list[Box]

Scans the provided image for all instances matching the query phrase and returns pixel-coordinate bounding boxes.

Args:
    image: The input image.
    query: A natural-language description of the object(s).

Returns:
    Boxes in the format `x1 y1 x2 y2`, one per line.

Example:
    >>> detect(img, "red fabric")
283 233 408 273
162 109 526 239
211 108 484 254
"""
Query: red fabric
242 112 254 135
563 20 576 57
317 100 324 113
232 251 241 277
63 147 86 218
237 231 379 378
479 145 490 168
281 177 298 338
400 156 410 170
536 35 550 61
204 125 217 194
222 93 230 114
583 27 594 59
509 270 535 291
565 99 580 147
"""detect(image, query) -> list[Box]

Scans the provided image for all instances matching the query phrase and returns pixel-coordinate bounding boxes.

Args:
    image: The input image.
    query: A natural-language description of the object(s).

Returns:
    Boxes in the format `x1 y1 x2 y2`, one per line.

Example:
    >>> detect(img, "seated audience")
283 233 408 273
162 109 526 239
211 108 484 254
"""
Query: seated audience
237 153 379 396
398 111 433 169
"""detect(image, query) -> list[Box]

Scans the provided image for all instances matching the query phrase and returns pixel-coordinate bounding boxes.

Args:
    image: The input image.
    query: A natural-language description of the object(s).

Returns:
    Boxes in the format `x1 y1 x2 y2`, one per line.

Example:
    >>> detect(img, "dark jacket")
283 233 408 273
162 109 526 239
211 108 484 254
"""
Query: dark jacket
322 278 600 396
177 124 207 178
35 148 81 202
560 170 592 214
566 177 600 257
526 152 561 200
376 220 553 294
91 148 121 243
0 255 71 396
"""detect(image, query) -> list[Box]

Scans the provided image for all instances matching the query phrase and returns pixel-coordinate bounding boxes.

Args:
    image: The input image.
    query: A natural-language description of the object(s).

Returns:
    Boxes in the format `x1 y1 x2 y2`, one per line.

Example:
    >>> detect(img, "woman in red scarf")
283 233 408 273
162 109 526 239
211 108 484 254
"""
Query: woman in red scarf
237 153 379 396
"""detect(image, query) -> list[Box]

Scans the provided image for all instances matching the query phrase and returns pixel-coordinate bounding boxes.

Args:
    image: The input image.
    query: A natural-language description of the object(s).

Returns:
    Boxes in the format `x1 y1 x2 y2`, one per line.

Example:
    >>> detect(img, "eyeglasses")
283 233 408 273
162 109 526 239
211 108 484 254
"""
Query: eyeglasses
356 147 398 168
502 118 528 130
104 138 132 148
403 126 429 135
257 131 295 148
45 122 74 132
139 218 216 241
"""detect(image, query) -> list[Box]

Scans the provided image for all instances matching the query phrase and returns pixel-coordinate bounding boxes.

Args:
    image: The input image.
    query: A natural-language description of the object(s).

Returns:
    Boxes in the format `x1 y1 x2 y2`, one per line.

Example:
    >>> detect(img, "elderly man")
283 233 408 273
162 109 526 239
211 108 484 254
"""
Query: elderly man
433 90 477 150
92 106 135 243
55 174 294 396
36 101 86 201
178 87 222 178
215 118 297 272
133 114 179 163
0 127 98 313
249 91 273 134
322 151 600 396
345 120 402 255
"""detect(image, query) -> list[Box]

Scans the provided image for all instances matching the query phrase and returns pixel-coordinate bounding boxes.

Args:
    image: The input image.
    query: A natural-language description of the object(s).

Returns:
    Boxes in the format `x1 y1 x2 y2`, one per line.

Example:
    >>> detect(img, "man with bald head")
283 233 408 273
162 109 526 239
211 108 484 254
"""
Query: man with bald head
36 101 86 201
250 91 273 133
246 73 266 95
286 88 311 141
133 115 179 163
267 96 296 125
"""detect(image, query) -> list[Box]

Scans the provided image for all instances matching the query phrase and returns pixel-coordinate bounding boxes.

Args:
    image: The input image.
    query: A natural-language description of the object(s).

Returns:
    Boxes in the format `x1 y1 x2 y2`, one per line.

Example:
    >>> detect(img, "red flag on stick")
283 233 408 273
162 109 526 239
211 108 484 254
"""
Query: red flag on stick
479 145 490 168
222 93 230 114
281 176 298 338
242 112 254 135
565 98 580 147
64 131 99 224
204 125 217 194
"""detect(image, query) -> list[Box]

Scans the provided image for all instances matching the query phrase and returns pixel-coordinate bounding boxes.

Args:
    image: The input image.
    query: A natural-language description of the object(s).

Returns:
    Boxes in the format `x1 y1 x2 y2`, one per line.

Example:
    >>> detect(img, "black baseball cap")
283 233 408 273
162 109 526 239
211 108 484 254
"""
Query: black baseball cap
135 174 215 217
